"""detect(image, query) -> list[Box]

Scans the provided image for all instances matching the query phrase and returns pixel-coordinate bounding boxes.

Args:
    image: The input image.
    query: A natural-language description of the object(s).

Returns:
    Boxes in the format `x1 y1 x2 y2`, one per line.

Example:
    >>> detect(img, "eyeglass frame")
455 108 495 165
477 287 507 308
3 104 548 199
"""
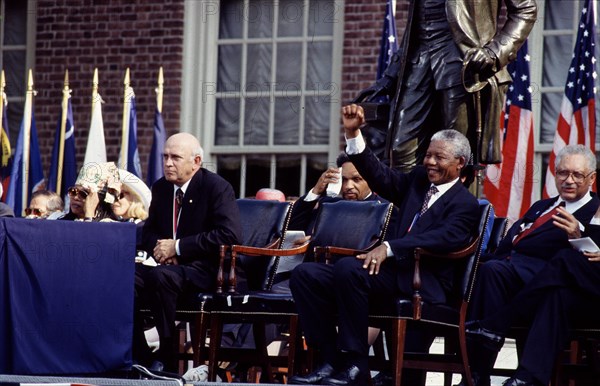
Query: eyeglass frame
555 169 596 183
25 207 45 217
67 187 90 200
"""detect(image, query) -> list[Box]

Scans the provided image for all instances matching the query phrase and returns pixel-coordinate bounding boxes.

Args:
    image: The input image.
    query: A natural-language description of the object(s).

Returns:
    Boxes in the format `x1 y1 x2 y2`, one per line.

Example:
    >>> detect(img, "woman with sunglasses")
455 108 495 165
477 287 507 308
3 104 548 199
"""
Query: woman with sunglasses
60 162 122 222
112 169 151 224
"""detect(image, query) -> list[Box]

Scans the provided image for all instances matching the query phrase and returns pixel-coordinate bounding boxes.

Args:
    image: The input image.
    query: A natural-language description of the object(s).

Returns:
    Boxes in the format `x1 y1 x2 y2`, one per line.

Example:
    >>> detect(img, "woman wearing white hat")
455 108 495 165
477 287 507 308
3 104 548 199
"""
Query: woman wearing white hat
112 169 152 223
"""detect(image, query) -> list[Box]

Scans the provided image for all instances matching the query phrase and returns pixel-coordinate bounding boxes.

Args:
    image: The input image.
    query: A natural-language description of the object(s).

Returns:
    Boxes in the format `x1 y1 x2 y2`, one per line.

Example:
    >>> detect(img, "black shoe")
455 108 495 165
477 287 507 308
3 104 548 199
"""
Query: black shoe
288 363 335 385
502 377 541 386
371 370 392 386
454 372 491 386
321 365 368 386
466 326 504 345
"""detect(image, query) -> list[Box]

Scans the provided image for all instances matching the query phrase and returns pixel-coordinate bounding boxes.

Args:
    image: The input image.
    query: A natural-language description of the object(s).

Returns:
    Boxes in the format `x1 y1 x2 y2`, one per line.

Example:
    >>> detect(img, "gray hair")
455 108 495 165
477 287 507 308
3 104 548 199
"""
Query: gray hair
555 144 596 172
430 129 471 161
193 144 204 160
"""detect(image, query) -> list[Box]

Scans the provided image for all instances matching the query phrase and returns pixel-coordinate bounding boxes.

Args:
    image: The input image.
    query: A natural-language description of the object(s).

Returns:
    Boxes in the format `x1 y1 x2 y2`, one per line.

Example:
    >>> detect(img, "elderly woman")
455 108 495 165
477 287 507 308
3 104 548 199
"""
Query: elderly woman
112 169 152 223
60 162 121 222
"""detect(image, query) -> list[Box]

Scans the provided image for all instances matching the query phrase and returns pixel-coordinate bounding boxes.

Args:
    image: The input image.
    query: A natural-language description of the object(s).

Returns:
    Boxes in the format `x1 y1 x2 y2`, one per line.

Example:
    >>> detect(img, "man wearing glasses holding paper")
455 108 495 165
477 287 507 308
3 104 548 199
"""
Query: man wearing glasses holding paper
462 144 600 386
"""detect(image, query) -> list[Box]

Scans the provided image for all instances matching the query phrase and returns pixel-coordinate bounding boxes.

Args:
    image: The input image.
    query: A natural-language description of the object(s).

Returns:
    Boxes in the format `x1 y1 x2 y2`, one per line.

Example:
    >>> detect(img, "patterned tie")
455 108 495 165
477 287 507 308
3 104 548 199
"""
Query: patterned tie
420 185 438 216
173 188 183 236
512 201 566 245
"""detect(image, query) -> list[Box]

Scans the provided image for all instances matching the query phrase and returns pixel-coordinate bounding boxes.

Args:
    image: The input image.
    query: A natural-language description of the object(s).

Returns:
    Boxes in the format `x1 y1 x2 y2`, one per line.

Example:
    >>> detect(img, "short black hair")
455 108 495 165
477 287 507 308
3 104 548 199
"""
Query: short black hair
336 152 350 168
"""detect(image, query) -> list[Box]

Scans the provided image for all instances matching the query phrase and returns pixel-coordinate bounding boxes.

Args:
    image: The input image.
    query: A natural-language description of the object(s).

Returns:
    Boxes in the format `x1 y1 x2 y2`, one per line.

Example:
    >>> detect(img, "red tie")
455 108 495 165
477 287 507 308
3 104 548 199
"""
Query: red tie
173 188 183 236
513 202 565 245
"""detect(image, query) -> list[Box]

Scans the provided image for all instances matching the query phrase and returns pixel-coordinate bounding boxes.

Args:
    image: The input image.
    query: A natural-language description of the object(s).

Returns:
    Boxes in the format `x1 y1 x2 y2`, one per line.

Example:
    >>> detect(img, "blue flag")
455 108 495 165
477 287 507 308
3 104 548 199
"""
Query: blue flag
6 112 45 217
125 95 142 178
376 0 398 80
147 107 166 186
47 97 77 199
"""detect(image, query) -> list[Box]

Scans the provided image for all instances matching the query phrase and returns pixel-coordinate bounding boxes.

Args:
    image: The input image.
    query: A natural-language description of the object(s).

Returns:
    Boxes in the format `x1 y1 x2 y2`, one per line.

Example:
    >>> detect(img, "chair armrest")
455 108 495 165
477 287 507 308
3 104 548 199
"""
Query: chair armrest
313 246 368 264
411 237 479 319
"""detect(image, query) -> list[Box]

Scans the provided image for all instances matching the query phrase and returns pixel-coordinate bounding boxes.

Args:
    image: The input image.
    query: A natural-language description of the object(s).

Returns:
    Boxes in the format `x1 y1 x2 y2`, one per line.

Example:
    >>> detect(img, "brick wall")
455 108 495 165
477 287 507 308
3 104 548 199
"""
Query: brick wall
34 0 184 176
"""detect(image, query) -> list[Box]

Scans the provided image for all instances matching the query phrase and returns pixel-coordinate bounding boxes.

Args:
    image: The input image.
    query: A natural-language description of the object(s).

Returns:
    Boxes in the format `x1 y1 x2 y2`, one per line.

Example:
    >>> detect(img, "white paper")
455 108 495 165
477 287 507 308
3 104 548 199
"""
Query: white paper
569 237 600 253
326 167 343 197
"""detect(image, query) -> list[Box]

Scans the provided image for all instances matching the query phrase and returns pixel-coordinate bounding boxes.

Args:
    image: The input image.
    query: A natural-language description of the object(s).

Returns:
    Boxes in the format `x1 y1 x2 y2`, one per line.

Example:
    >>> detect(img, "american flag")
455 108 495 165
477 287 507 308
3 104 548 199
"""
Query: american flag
484 41 535 223
376 0 398 80
543 0 596 198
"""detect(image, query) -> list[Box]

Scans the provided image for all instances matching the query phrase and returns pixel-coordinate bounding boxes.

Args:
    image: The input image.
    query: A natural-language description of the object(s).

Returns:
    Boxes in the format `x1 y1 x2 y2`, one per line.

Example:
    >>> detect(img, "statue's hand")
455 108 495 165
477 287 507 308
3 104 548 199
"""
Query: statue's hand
341 104 365 138
465 47 498 80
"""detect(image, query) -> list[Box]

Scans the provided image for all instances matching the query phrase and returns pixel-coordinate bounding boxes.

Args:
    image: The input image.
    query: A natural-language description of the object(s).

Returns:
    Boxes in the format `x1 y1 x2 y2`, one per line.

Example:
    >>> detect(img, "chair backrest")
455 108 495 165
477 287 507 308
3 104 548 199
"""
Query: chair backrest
457 201 493 303
485 216 509 254
235 199 292 291
309 200 394 258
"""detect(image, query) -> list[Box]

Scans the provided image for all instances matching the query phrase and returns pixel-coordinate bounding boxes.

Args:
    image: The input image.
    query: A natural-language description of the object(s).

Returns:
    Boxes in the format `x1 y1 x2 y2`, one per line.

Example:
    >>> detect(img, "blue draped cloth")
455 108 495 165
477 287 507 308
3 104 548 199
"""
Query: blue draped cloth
0 218 136 374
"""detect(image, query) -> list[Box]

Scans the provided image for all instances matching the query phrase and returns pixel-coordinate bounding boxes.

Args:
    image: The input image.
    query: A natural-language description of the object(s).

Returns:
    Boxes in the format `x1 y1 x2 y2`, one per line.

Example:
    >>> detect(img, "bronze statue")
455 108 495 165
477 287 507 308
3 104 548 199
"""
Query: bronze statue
356 0 537 172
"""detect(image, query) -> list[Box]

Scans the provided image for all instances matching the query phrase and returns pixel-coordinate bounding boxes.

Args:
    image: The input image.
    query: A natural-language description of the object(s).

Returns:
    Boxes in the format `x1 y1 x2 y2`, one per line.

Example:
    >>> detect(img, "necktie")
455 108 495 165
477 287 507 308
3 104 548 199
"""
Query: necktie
173 188 183 236
512 202 565 245
420 185 438 216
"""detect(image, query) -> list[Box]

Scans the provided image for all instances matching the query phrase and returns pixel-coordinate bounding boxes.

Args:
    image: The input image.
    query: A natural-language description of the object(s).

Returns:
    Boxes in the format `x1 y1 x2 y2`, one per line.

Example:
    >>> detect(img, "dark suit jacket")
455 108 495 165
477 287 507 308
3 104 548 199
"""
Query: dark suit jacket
288 192 387 235
142 169 242 269
492 195 600 283
349 147 479 295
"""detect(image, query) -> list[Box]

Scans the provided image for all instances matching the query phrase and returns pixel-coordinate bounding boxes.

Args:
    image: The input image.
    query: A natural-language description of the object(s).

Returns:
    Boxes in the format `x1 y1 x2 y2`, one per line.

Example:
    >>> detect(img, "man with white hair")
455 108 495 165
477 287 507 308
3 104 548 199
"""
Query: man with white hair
134 133 241 371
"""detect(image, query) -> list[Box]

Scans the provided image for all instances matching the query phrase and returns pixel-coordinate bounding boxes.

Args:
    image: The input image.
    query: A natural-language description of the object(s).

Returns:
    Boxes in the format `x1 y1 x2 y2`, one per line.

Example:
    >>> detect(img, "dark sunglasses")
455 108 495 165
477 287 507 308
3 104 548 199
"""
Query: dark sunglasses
67 187 89 200
25 208 43 217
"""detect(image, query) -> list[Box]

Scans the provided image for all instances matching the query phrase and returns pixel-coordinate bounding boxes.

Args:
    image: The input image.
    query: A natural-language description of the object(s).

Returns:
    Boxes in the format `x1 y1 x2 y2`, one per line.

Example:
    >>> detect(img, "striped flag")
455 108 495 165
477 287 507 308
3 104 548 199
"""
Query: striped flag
84 68 107 165
47 81 77 199
6 70 44 217
147 67 166 186
543 1 596 198
484 41 535 223
119 69 142 178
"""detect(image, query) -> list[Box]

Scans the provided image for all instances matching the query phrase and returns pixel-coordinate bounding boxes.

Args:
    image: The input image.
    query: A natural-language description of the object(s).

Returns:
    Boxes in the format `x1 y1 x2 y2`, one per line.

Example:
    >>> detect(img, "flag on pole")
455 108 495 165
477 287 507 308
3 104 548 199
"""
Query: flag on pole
147 67 166 186
543 0 596 198
484 41 535 223
83 68 107 165
0 71 12 201
376 0 398 80
119 68 142 178
47 70 77 199
6 70 44 217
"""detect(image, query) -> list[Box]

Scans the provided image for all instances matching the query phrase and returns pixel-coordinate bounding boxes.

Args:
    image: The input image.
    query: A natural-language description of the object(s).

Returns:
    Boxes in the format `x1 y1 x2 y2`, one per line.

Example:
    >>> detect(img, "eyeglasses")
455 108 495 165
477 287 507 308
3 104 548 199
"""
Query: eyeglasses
555 170 595 183
67 187 89 200
25 208 44 217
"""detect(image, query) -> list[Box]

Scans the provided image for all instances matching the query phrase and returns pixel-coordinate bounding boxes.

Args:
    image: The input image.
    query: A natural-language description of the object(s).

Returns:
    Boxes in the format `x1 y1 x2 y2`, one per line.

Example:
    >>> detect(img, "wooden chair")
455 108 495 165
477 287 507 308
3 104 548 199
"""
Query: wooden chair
368 201 493 386
206 200 395 382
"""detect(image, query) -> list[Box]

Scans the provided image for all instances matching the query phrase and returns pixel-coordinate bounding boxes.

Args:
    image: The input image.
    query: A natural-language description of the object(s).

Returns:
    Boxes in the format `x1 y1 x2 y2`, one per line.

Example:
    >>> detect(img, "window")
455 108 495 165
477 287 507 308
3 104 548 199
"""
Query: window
529 0 599 197
0 0 36 142
182 0 344 198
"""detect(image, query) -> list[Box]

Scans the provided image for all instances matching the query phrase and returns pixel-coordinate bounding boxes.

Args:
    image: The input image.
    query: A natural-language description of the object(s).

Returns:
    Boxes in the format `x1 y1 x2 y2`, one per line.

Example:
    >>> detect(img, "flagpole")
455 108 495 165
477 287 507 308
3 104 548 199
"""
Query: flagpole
56 70 70 196
0 71 4 137
157 66 164 114
22 69 34 215
120 68 131 170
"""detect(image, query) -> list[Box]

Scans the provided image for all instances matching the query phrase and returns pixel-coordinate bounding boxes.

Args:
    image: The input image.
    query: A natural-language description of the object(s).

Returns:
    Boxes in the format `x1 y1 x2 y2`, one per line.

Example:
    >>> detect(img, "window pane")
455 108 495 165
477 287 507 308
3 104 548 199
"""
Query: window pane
308 0 335 36
275 154 301 196
215 98 240 145
217 155 241 197
4 51 26 98
245 155 272 196
4 1 27 45
544 1 574 30
244 97 270 145
274 96 300 145
304 96 330 144
219 0 244 39
306 41 332 90
218 45 242 92
276 43 302 90
540 93 562 144
6 99 23 144
542 35 572 87
248 0 274 38
246 43 272 93
278 0 304 37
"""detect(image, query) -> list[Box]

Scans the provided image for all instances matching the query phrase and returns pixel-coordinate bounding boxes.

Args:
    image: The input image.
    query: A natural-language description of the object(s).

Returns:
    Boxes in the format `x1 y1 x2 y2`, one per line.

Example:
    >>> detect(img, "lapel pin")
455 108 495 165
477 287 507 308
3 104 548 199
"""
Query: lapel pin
189 199 193 203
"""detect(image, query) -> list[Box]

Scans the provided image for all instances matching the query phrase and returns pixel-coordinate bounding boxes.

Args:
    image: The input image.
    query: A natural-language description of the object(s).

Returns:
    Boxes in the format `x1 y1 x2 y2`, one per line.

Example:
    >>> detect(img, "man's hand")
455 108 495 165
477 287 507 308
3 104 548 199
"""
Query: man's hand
356 244 387 275
553 207 582 239
465 47 498 80
154 239 178 265
311 167 341 196
341 104 365 138
584 251 600 262
293 235 311 247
